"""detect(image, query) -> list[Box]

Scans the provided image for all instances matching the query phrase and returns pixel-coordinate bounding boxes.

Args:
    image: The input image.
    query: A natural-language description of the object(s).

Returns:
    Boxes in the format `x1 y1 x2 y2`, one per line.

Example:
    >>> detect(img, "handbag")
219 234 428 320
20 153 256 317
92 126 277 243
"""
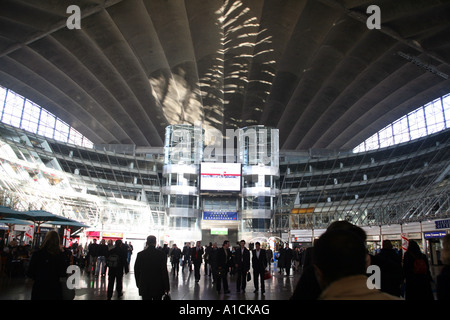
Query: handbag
263 270 272 280
246 272 251 282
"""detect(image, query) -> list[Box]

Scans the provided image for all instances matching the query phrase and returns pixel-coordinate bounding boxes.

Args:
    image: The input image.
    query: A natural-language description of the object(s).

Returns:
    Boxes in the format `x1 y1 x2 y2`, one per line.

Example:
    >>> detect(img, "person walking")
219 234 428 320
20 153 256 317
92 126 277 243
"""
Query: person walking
235 240 250 292
134 235 170 300
125 241 133 268
216 240 232 294
209 242 218 283
191 241 204 283
95 239 108 277
266 246 273 271
27 230 68 300
283 243 293 276
87 238 99 274
204 242 212 276
182 242 192 271
252 241 267 294
106 240 129 300
277 243 285 275
170 244 182 276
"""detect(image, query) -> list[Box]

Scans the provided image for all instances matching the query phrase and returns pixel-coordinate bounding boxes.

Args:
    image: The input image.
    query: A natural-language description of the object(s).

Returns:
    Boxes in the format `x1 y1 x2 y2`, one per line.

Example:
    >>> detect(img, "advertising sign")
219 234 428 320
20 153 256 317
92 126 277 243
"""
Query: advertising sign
203 211 238 221
200 162 242 192
435 219 450 229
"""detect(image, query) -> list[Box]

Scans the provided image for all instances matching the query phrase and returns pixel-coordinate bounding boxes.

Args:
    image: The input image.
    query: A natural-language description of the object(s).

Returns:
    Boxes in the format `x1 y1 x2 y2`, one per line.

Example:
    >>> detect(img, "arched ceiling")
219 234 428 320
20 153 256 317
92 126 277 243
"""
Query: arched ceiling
0 0 449 151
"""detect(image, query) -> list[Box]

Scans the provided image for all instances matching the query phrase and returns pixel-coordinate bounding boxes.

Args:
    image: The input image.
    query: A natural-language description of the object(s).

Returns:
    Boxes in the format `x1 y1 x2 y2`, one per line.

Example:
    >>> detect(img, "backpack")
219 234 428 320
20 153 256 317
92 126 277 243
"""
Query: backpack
107 253 120 268
413 258 427 275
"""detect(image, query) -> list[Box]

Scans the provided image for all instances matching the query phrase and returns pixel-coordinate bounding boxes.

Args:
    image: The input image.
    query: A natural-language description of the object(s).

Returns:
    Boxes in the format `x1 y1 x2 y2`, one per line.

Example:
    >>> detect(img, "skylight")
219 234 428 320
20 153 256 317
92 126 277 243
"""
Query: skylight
354 93 450 153
0 86 93 148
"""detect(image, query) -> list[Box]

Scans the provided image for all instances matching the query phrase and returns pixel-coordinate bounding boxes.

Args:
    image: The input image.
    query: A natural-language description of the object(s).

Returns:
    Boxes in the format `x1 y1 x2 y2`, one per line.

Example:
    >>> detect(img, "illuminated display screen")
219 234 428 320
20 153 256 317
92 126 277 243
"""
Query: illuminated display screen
200 162 242 192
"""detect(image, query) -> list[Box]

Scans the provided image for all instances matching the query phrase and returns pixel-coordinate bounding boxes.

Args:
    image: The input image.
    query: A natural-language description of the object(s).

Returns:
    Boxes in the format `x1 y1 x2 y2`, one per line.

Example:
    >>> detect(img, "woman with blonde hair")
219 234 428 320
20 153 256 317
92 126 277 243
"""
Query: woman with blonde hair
437 234 450 300
27 230 68 300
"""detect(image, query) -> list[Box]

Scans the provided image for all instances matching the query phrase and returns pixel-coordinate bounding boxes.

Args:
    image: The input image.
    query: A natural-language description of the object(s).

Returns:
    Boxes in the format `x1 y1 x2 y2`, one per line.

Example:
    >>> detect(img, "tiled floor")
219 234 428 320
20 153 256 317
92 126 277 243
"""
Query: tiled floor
0 262 300 300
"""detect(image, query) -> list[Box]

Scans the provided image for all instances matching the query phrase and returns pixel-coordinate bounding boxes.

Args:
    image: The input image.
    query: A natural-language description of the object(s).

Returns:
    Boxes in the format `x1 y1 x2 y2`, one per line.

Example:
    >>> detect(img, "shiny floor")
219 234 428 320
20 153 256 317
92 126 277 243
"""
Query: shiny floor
0 261 299 300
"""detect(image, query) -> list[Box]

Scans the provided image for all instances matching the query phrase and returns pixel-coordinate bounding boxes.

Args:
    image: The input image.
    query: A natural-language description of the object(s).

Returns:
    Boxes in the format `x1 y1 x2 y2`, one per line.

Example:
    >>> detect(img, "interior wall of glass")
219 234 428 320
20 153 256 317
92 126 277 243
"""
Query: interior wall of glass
0 86 93 148
164 124 203 165
354 93 450 152
239 125 279 167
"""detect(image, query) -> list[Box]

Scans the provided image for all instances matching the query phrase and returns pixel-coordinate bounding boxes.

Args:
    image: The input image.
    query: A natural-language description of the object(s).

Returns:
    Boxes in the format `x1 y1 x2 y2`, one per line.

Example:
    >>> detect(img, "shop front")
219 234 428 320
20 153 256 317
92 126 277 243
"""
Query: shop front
425 231 447 265
85 231 124 244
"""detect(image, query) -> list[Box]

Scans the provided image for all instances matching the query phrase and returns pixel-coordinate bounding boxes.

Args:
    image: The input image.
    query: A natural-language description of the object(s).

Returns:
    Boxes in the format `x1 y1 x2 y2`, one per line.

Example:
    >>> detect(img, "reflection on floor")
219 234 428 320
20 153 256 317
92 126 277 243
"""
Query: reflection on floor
0 262 300 300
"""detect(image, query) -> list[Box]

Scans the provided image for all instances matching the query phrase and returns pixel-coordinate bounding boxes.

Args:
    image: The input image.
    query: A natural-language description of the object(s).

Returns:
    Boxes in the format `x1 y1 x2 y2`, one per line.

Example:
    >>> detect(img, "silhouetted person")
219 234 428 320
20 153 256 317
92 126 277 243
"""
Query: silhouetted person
291 220 367 300
170 244 182 276
313 227 400 300
290 246 321 300
282 243 293 276
134 236 170 300
27 231 68 300
106 240 129 300
87 238 99 274
209 242 218 283
216 240 232 294
371 240 403 297
403 240 434 300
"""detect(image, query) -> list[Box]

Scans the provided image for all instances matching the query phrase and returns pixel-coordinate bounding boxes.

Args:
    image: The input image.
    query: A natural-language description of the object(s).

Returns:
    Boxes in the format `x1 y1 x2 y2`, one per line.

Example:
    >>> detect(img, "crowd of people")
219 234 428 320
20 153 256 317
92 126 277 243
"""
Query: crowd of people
1 221 450 300
290 221 450 300
164 239 271 294
0 237 32 277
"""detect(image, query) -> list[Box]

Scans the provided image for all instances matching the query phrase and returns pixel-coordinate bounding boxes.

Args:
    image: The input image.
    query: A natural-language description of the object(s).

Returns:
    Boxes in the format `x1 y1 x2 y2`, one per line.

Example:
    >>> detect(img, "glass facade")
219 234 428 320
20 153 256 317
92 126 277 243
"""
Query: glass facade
354 93 450 152
0 86 93 148
239 126 280 234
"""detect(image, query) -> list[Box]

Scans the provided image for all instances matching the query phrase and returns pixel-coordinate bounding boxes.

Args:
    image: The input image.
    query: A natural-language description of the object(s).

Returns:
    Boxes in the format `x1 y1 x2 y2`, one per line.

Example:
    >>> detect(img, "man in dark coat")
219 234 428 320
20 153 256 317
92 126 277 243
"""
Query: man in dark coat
371 240 403 297
106 239 129 300
209 242 219 283
170 243 182 276
134 235 170 300
191 241 204 282
87 238 99 274
216 240 232 293
234 240 250 292
277 243 285 274
283 243 294 276
182 242 192 271
252 241 267 293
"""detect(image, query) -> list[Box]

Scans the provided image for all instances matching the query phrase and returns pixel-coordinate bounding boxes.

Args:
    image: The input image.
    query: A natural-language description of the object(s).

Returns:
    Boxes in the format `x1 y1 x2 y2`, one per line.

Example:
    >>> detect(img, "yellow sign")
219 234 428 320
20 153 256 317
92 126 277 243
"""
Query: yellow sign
291 207 314 214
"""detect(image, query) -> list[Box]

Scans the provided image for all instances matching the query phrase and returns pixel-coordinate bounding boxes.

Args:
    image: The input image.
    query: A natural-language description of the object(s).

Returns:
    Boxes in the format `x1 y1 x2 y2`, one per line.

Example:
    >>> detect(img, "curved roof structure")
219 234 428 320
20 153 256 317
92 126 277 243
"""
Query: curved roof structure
0 0 449 150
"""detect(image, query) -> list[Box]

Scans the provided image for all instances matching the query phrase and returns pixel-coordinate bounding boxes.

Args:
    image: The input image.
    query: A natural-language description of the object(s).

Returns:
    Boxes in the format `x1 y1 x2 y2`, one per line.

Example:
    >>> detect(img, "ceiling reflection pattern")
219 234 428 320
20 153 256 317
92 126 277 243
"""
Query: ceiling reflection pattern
0 0 449 150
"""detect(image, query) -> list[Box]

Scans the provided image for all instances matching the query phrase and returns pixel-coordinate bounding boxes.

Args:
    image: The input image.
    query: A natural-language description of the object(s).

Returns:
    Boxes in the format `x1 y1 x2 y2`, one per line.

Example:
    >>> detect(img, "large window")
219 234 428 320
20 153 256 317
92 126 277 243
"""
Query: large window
0 86 93 148
354 94 450 153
